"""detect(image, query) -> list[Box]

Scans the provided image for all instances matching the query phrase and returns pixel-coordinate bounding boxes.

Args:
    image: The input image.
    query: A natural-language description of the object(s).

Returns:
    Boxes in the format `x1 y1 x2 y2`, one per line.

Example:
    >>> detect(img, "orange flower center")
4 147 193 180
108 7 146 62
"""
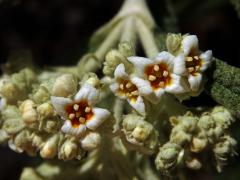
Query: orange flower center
65 101 93 128
118 79 139 101
185 55 202 75
145 63 172 89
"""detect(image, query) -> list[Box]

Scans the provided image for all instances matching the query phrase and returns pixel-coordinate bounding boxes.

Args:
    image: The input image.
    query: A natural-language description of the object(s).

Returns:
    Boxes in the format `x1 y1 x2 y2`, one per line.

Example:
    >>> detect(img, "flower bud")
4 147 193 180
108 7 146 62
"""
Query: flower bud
103 50 132 76
80 73 100 88
31 86 50 104
211 106 234 129
118 42 135 57
59 137 79 160
40 134 59 159
190 136 208 153
52 74 77 97
20 100 38 126
155 142 184 174
37 103 54 119
166 33 183 55
2 106 25 134
186 157 202 170
80 132 101 151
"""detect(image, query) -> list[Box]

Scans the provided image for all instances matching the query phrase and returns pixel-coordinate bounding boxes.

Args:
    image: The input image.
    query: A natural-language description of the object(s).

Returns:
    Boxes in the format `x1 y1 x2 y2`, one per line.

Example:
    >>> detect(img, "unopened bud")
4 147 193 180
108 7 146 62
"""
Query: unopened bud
80 132 101 151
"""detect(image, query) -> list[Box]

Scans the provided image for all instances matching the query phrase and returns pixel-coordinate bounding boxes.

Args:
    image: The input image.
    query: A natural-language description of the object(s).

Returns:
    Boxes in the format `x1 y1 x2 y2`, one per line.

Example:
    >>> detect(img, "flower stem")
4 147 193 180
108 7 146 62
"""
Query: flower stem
136 18 159 58
77 22 124 76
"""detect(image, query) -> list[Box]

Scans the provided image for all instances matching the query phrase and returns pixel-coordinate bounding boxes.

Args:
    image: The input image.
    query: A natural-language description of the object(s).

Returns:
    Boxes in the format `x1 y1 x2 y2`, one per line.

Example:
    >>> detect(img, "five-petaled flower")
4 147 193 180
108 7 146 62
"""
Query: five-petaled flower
127 51 188 103
51 83 110 137
110 63 154 115
174 35 212 92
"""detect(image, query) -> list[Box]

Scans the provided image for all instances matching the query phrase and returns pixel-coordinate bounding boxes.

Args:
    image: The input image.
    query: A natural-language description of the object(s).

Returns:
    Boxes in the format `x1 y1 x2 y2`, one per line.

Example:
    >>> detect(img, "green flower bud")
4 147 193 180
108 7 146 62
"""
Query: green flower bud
58 136 79 160
166 33 183 55
37 102 54 119
52 74 78 97
31 86 50 104
2 106 25 134
170 128 192 146
213 135 237 172
211 106 234 129
103 50 132 77
122 114 159 154
155 142 184 174
118 42 135 57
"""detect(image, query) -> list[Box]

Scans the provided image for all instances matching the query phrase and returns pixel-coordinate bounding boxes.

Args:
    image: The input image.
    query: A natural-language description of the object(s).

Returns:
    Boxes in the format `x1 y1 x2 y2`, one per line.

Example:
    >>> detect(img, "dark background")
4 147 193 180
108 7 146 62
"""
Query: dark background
0 0 239 179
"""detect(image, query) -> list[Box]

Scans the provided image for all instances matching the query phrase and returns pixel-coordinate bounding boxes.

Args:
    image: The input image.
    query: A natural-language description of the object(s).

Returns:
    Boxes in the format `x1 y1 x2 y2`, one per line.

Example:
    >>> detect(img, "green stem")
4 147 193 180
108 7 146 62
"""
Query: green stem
136 18 159 58
120 16 137 45
77 22 124 76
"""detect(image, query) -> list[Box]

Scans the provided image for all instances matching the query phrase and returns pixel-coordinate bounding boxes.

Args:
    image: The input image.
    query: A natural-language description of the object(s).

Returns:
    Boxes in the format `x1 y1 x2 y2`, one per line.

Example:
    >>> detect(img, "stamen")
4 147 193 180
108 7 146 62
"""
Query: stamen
85 107 91 113
148 75 156 81
194 56 199 60
120 84 124 90
131 90 139 96
153 65 160 71
79 117 86 123
188 67 195 73
69 113 75 120
159 81 165 88
163 71 169 77
126 82 132 88
186 57 193 62
73 104 79 111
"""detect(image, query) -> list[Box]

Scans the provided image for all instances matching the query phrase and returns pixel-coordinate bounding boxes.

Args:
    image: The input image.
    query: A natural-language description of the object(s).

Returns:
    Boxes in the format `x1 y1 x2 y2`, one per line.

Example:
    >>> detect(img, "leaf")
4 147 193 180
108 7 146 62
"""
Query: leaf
206 58 240 118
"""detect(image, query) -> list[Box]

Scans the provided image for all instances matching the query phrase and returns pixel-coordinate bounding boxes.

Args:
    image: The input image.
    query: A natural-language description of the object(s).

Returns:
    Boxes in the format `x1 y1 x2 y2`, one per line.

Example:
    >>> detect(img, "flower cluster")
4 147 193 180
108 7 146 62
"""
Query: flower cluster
109 34 212 115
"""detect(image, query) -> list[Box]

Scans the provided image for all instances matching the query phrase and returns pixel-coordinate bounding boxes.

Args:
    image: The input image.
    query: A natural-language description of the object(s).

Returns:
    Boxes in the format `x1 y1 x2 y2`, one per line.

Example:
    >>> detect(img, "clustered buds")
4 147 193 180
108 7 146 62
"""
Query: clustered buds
155 107 237 175
0 68 112 160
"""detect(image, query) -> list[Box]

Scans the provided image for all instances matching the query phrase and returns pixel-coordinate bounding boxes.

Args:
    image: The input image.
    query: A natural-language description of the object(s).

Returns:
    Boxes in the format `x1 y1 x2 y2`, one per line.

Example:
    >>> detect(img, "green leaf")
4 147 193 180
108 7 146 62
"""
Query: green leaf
206 58 240 117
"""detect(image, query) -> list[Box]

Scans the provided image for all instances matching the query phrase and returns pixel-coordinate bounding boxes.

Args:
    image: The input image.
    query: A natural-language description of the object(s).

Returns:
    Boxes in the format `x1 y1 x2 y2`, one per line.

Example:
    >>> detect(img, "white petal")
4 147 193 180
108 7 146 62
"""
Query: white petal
154 88 165 100
182 35 199 55
74 83 99 105
199 50 212 72
86 107 110 130
165 74 189 94
61 120 87 137
127 56 154 75
174 54 188 76
80 132 101 151
114 63 129 79
155 51 174 69
109 82 119 93
131 77 156 103
127 96 145 115
51 96 72 118
188 74 203 92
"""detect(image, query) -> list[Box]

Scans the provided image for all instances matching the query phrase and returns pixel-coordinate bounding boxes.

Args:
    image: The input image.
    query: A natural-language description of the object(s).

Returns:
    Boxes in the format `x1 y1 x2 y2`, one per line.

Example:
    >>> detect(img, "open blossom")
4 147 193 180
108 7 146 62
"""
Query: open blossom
174 35 212 91
127 51 189 103
51 83 110 137
110 63 154 115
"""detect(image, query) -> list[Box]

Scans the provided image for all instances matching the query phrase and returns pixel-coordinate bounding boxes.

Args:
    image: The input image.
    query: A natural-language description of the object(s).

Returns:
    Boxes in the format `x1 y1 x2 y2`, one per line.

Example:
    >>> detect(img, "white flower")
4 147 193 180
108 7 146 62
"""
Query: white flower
51 83 110 137
127 51 189 103
110 63 152 115
174 35 213 91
